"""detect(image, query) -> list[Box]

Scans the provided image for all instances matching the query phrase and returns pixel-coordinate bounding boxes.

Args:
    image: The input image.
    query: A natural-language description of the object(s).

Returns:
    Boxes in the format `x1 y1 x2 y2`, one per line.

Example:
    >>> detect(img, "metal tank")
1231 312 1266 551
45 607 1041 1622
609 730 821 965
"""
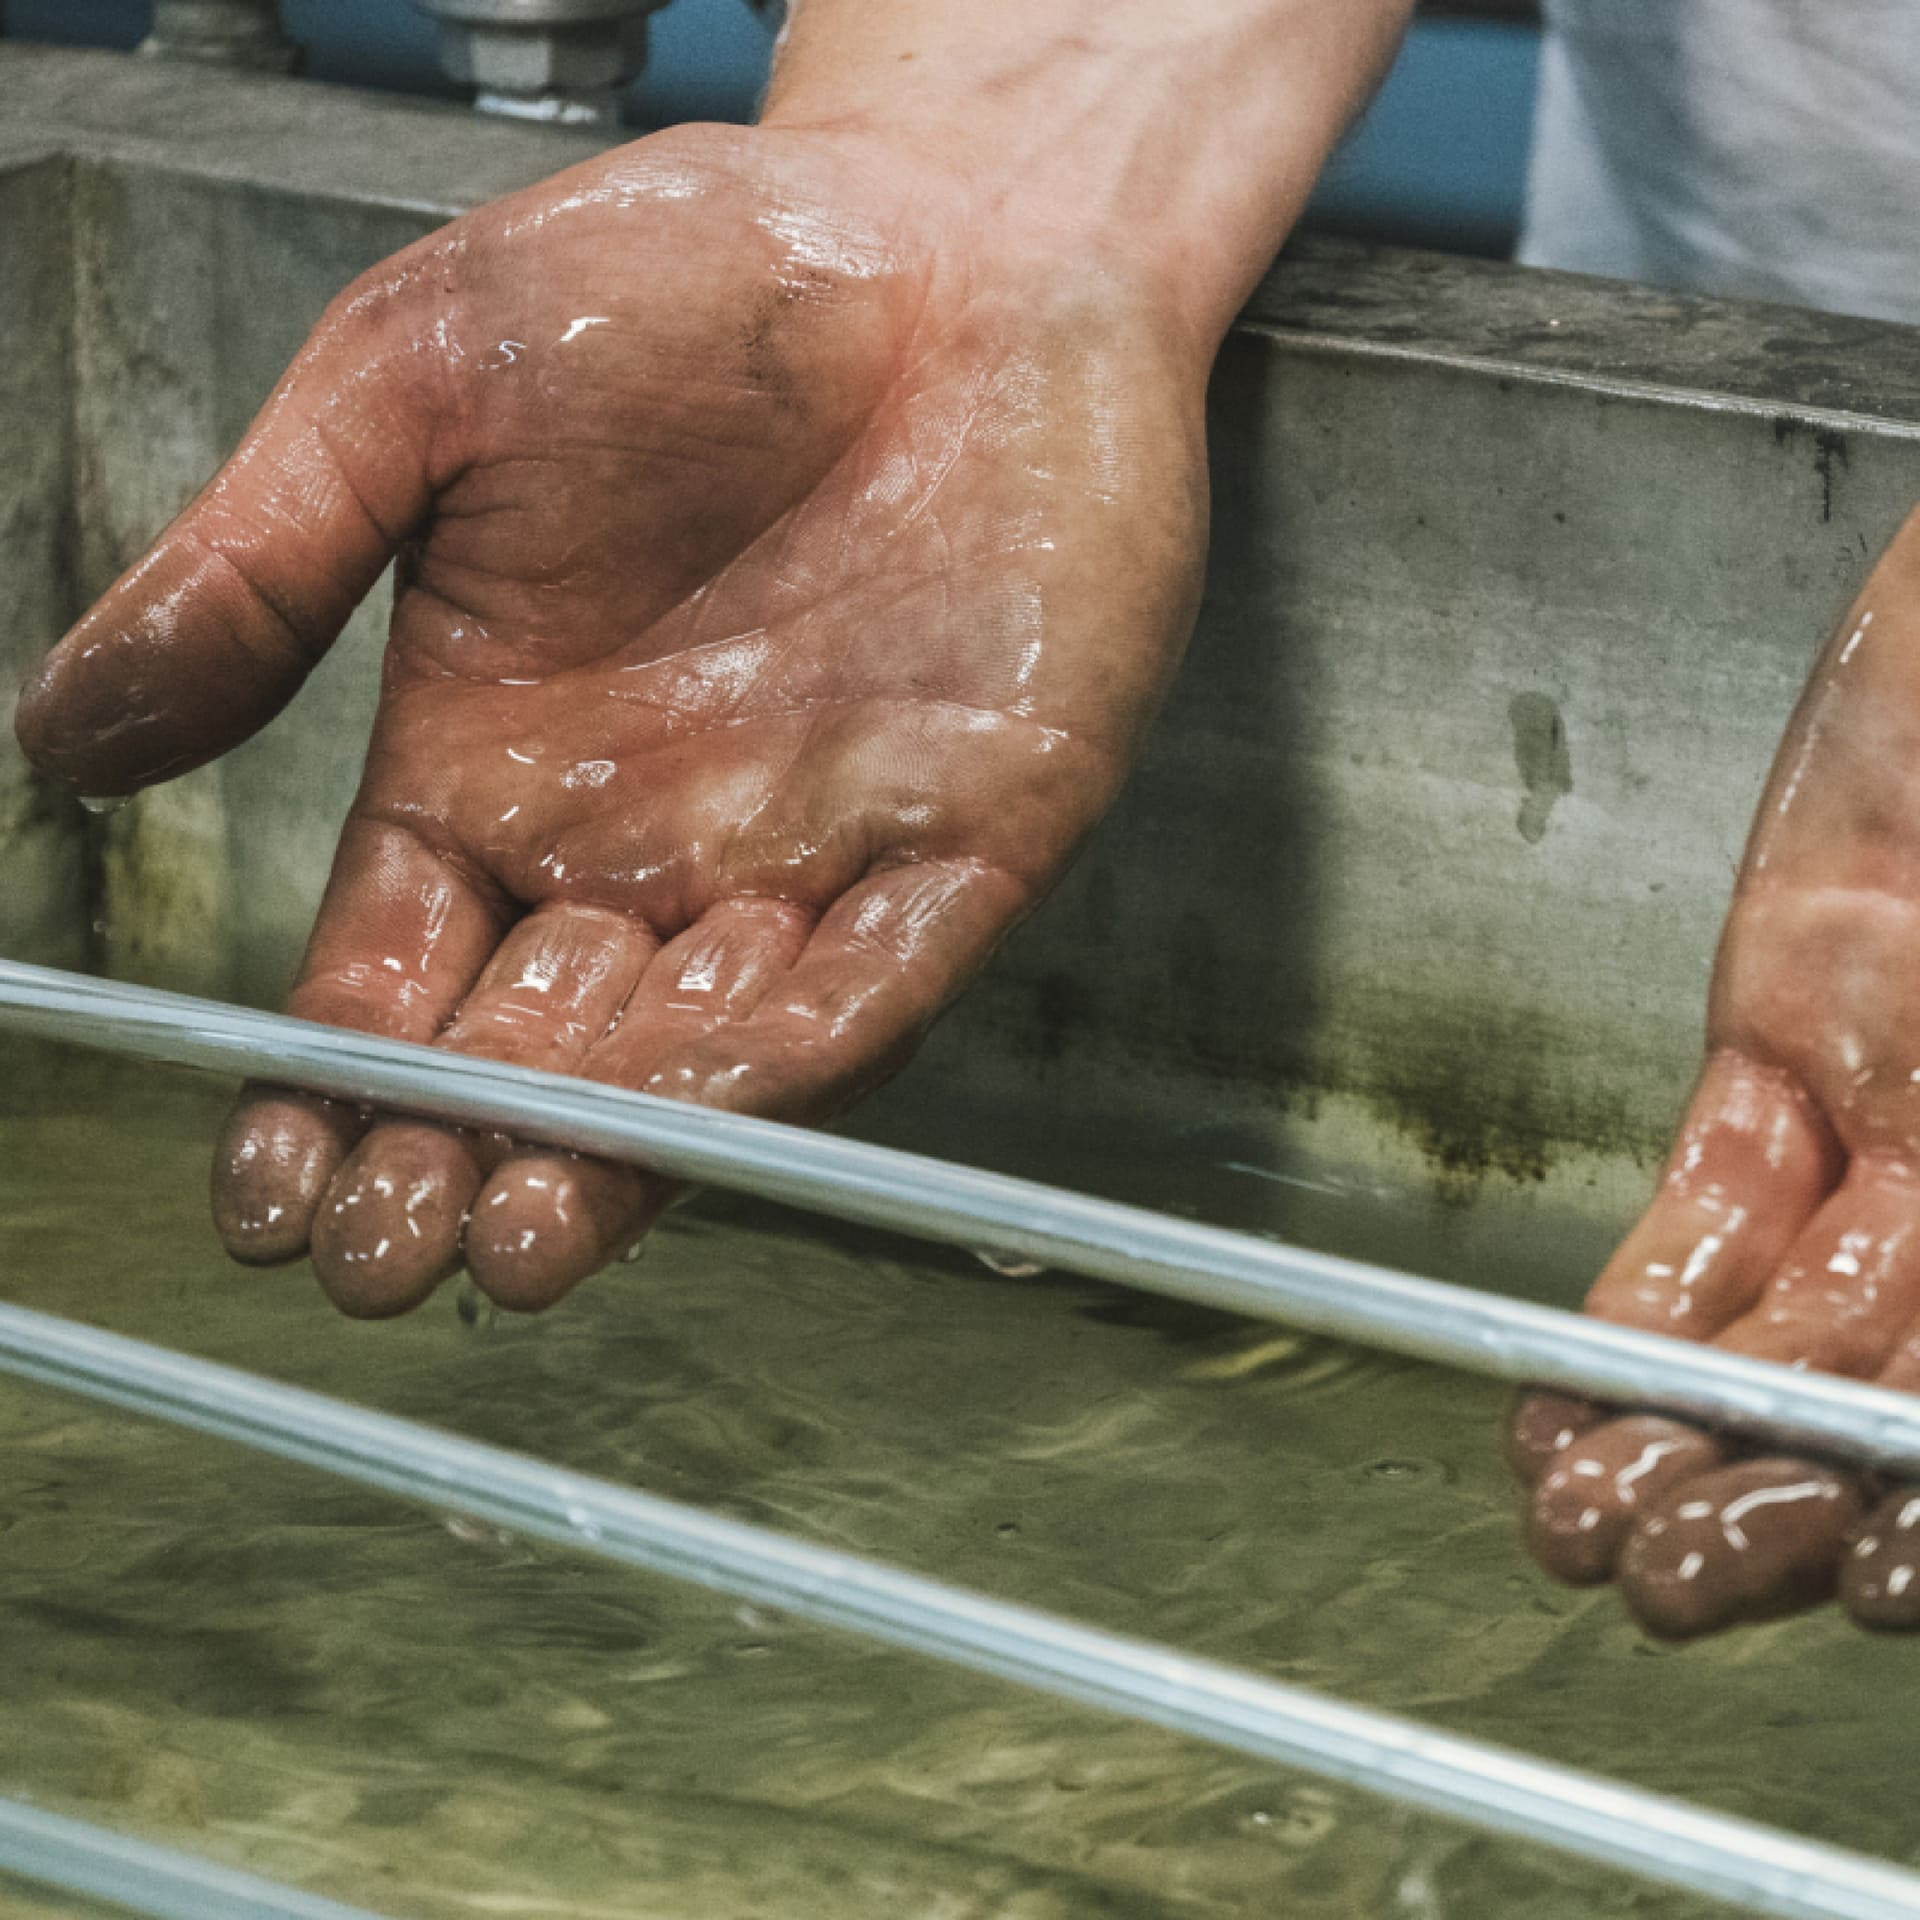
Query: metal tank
6 35 1920 1920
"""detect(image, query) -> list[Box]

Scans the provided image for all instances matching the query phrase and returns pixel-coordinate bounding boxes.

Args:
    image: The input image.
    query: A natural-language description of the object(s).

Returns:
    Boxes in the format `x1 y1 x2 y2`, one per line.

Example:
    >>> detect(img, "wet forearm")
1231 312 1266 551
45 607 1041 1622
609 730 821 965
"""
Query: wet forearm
760 0 1413 349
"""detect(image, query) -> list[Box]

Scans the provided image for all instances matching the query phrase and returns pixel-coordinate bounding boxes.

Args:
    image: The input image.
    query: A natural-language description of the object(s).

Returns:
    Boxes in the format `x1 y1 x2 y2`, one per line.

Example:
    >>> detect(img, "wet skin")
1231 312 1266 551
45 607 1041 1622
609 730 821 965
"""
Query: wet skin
1514 507 1920 1637
14 126 1208 1314
20 98 1920 1648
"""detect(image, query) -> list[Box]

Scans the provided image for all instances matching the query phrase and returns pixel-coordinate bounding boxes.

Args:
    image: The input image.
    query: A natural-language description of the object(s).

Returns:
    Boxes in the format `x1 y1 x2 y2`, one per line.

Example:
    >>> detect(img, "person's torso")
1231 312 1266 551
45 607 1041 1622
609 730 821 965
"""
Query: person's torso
1521 0 1920 322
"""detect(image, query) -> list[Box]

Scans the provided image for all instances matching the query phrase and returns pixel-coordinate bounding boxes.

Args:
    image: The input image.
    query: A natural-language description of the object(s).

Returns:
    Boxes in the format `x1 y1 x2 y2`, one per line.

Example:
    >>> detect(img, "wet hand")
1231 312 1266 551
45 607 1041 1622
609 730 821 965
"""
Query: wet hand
1512 507 1920 1636
14 126 1208 1314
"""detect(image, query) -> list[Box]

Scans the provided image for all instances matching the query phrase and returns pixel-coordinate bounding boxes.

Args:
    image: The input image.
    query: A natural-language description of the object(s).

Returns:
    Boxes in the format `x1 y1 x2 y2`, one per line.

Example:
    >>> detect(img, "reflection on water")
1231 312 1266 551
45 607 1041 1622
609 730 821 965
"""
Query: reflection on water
1 1045 1916 1918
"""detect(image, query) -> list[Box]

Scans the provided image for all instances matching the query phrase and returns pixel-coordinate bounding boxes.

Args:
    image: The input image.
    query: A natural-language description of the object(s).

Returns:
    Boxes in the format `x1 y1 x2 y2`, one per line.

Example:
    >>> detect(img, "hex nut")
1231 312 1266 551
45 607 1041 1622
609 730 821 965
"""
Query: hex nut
420 0 656 24
435 17 646 94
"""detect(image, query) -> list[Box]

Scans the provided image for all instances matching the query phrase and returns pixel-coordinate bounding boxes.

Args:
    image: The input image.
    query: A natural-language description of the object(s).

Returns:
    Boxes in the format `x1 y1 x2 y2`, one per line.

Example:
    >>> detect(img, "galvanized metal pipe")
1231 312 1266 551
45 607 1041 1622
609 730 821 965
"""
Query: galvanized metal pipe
4 957 1920 1473
0 1794 395 1920
1 1299 1916 1920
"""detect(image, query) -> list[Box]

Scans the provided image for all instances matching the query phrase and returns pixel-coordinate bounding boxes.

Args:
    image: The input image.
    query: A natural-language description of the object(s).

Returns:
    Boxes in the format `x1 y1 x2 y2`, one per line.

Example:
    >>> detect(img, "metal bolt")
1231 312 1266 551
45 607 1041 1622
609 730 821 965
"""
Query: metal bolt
142 0 298 73
413 0 672 126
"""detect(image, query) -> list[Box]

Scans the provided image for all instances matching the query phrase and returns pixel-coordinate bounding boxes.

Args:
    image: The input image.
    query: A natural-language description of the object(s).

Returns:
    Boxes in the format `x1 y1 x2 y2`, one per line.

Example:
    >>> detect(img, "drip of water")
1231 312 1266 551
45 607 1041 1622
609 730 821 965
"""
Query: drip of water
454 1278 497 1330
77 793 130 816
972 1247 1047 1279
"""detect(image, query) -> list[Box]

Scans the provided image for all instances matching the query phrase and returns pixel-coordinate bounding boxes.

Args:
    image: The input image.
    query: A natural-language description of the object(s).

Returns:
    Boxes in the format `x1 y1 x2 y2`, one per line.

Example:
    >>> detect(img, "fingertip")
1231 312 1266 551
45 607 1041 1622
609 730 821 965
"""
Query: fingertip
1526 1417 1725 1587
212 1085 364 1267
12 654 61 770
1505 1390 1602 1489
1840 1489 1920 1631
14 539 312 795
11 646 106 791
1618 1459 1864 1641
464 1152 664 1313
309 1122 478 1318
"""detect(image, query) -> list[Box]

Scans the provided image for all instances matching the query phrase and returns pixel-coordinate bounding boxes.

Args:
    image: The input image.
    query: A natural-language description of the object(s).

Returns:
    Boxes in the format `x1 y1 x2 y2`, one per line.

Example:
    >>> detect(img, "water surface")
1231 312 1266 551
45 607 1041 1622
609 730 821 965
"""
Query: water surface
2 1046 1914 1918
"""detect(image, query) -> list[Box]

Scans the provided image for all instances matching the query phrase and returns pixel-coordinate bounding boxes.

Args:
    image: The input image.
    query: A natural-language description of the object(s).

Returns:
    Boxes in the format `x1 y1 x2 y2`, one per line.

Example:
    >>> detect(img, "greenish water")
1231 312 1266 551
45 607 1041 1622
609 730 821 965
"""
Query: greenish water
2 1050 1916 1919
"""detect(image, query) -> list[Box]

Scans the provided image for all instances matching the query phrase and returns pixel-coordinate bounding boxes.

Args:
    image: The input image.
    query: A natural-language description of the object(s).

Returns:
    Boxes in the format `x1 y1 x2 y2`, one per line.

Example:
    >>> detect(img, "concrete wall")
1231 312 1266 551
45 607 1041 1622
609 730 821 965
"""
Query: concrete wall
0 157 87 970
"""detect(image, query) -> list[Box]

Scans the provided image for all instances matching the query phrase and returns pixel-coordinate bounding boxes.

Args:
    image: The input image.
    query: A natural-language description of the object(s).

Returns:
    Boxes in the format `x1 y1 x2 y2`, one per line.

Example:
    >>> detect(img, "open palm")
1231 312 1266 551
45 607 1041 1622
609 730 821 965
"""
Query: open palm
17 127 1207 1314
1515 509 1920 1636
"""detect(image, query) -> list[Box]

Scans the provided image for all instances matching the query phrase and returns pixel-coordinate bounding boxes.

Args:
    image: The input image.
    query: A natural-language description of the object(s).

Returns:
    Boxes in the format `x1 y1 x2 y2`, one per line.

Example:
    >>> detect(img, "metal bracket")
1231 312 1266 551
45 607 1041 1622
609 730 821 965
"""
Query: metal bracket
141 0 299 73
412 0 674 126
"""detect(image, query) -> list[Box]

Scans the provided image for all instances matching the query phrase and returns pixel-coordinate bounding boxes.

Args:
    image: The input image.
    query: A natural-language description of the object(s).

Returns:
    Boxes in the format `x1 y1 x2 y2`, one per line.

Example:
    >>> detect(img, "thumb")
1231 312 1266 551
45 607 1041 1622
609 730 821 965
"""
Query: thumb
14 272 444 796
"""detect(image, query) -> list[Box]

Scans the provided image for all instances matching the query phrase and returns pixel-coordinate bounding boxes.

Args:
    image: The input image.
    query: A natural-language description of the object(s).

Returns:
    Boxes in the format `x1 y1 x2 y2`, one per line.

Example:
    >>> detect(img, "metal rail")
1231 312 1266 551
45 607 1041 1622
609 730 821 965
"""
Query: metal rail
2 1300 1917 1920
0 1795 395 1920
5 957 1920 1473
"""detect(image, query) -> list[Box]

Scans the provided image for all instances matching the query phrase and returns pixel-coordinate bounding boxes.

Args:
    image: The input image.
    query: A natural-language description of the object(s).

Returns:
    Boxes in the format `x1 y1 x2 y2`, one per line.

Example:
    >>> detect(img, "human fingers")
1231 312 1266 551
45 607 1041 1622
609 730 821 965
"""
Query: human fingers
1504 1392 1603 1491
1618 1460 1866 1641
1527 1418 1729 1587
211 817 503 1279
1829 1336 1920 1628
1707 1159 1920 1375
461 896 813 1312
461 860 1023 1312
211 1090 367 1268
1595 1182 1920 1641
1842 1484 1920 1630
307 900 658 1318
1580 1053 1841 1339
1522 1051 1838 1581
635 859 1027 1124
1597 1162 1920 1633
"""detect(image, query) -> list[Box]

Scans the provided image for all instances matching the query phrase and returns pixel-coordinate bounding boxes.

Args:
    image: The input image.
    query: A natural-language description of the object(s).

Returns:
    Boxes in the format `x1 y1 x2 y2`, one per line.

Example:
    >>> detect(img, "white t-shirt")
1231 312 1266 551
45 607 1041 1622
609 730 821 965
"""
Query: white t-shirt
1520 0 1920 323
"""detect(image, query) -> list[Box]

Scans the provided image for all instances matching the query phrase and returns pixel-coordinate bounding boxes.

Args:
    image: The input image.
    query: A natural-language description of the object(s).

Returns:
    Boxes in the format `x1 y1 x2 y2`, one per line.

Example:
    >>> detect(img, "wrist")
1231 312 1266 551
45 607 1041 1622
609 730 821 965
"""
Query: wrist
759 0 1411 351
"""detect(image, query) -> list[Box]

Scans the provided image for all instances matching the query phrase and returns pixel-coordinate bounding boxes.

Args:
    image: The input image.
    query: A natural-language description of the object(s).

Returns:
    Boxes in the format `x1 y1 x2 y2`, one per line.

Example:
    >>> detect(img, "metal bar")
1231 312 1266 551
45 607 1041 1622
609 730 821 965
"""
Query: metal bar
0 1795 395 1920
5 956 1920 1473
0 1302 1915 1920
